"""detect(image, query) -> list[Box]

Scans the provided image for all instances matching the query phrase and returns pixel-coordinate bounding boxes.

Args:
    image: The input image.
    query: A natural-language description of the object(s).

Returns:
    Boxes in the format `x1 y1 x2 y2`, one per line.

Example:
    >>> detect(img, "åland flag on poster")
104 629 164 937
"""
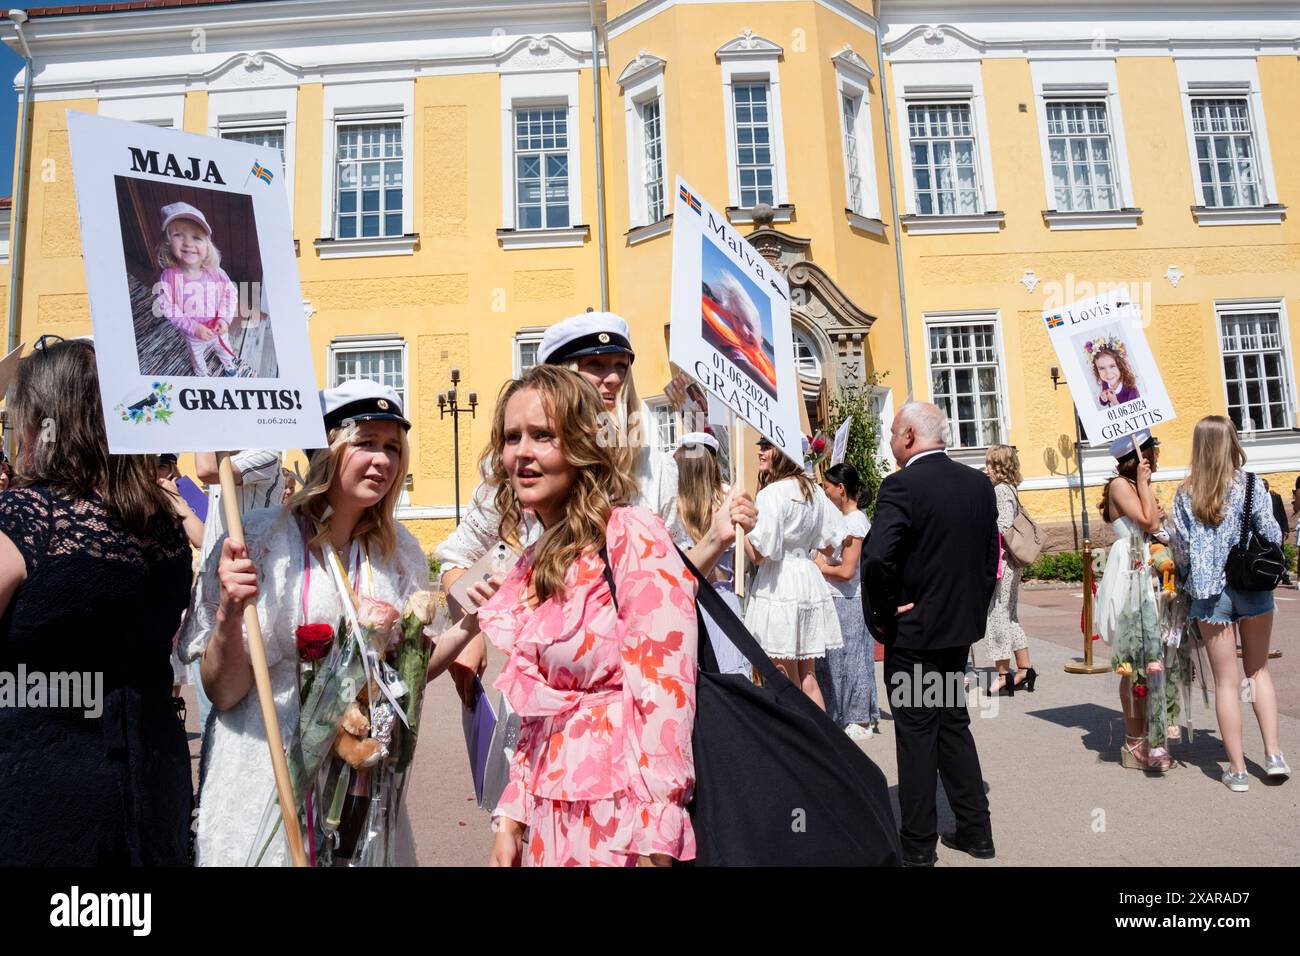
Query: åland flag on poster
66 111 326 454
1042 290 1176 445
669 175 802 466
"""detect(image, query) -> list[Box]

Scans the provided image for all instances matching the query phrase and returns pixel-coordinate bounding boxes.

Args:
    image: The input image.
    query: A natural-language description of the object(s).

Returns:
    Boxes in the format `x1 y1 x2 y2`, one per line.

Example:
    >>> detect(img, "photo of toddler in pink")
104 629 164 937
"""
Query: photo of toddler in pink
153 202 246 377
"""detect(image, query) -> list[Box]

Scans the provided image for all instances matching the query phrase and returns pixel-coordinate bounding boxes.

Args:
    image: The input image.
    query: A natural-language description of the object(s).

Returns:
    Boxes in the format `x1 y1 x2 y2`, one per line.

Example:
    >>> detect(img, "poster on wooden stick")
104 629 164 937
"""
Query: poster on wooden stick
67 110 325 455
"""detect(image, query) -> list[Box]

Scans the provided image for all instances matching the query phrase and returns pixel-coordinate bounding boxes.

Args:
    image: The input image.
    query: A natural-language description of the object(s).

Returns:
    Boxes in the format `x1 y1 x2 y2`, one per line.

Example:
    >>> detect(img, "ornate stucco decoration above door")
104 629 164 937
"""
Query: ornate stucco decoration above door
747 218 876 400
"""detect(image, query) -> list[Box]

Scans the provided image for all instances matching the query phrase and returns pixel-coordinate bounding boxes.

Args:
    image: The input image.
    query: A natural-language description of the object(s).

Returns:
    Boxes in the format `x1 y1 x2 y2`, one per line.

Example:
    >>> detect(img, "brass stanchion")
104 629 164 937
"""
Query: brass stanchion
1065 536 1108 674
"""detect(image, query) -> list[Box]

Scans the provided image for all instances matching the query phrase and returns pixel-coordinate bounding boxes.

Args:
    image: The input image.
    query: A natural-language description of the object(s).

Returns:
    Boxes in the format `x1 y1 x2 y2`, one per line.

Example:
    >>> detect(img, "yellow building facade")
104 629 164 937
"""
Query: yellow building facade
3 0 1299 552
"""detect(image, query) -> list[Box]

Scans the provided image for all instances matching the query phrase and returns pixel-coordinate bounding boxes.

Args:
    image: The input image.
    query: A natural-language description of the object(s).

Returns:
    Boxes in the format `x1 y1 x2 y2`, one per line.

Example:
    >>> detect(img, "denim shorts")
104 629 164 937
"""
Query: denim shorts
1188 586 1275 625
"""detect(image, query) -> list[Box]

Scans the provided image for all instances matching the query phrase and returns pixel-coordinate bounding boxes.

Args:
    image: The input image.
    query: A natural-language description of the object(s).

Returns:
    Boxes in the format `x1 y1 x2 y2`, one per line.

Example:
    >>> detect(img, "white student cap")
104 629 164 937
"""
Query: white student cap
538 311 634 365
678 432 720 454
1109 429 1158 461
320 379 410 432
160 202 212 236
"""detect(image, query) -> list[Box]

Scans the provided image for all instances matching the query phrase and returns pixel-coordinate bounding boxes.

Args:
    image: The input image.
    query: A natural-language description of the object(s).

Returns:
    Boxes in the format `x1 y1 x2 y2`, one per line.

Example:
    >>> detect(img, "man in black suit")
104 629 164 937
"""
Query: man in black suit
861 402 1000 866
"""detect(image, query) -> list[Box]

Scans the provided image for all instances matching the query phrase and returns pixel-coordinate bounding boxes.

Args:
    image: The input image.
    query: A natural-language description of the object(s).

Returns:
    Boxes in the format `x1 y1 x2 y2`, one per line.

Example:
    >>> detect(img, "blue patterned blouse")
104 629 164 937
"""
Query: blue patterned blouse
1173 471 1282 599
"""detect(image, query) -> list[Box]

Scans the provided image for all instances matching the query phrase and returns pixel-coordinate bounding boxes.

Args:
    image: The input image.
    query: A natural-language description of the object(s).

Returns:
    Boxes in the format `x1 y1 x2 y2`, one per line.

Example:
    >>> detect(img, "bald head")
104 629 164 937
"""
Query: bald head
890 401 949 466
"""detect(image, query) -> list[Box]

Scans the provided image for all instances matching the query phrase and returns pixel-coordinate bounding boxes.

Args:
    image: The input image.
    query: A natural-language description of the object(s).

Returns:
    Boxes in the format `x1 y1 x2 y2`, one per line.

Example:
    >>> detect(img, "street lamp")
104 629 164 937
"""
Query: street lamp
437 367 478 525
1052 366 1108 675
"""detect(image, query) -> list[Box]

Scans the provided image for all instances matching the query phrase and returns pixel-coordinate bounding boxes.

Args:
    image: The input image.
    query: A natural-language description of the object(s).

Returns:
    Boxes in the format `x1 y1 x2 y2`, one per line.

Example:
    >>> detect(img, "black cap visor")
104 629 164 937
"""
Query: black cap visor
545 331 634 366
325 397 411 433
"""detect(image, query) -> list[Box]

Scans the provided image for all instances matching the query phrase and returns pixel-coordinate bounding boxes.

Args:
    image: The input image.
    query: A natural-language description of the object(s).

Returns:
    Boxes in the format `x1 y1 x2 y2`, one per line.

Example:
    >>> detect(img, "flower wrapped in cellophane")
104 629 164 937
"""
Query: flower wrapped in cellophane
248 588 450 866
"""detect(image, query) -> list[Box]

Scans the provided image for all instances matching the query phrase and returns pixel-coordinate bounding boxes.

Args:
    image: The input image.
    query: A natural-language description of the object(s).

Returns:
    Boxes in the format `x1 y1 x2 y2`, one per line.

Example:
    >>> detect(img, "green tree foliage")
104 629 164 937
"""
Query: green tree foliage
825 376 889 515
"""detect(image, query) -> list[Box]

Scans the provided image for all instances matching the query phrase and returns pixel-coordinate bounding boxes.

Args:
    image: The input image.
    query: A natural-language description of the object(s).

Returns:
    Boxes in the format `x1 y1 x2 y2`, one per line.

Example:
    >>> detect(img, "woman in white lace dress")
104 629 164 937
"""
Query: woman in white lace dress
183 382 493 865
982 445 1036 695
744 437 845 708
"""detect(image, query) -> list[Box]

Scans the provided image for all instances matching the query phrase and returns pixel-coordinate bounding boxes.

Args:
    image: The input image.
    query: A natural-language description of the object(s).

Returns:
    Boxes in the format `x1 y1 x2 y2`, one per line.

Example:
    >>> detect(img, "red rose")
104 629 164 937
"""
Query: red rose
811 437 827 453
1132 683 1148 699
296 623 335 662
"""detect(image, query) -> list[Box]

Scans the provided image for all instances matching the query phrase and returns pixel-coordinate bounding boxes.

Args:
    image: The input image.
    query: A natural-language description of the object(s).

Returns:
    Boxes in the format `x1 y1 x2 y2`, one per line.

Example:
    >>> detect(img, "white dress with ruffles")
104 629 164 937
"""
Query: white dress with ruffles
180 506 429 866
743 479 846 660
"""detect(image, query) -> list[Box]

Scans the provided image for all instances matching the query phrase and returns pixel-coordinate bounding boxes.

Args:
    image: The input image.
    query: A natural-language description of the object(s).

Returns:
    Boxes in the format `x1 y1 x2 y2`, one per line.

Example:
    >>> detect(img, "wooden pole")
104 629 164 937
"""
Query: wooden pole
218 452 308 867
731 414 746 598
1064 410 1108 674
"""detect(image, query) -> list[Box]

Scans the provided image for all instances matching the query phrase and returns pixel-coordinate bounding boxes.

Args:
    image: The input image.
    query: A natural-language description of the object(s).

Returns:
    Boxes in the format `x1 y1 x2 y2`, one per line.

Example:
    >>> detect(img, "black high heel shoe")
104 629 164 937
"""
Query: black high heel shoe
1022 667 1038 692
993 673 1014 697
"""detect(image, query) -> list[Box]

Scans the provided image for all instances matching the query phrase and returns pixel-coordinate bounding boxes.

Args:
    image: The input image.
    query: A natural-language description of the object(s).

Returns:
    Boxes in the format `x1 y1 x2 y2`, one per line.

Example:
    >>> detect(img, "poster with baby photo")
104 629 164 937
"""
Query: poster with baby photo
67 111 325 454
669 175 801 466
1042 290 1176 446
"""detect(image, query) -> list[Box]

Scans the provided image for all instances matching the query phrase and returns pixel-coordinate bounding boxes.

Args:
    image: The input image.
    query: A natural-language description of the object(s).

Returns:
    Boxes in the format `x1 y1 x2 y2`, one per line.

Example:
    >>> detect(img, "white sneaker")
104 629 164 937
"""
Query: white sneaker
1265 753 1291 779
845 723 872 740
1222 769 1249 792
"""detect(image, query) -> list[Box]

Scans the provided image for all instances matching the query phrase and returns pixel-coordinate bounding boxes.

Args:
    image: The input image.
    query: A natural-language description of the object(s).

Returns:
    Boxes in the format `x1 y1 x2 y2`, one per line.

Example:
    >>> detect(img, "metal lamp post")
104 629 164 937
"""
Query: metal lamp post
1052 366 1109 675
437 368 477 525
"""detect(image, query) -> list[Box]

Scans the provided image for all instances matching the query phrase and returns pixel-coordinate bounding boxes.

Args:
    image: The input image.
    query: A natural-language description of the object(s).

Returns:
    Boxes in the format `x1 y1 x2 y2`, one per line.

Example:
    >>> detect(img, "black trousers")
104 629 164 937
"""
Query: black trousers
883 643 991 855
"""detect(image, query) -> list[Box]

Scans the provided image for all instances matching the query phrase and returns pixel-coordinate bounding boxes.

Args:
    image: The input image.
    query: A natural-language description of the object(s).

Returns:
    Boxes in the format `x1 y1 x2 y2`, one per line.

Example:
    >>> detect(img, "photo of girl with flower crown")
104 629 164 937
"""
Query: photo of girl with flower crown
1080 328 1142 409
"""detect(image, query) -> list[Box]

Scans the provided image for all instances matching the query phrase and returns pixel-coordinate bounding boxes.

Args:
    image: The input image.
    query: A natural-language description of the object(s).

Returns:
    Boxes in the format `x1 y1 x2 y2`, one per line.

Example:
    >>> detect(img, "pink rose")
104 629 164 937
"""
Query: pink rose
1146 661 1164 675
358 597 402 650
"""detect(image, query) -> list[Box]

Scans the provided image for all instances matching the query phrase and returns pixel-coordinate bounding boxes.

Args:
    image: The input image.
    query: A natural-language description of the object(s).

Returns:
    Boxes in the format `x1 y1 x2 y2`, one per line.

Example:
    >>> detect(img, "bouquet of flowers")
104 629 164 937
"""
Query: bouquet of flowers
248 589 448 867
803 432 829 475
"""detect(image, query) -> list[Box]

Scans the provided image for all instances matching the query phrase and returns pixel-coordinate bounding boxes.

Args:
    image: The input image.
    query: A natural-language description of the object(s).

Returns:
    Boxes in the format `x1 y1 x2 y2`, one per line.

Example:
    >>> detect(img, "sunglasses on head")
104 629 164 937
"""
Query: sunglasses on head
33 333 66 355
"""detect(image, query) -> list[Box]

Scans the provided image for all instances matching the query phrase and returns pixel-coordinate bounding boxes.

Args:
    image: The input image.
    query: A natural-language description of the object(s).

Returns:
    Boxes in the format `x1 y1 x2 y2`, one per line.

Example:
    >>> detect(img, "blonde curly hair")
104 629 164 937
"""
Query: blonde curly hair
985 443 1022 488
488 364 639 603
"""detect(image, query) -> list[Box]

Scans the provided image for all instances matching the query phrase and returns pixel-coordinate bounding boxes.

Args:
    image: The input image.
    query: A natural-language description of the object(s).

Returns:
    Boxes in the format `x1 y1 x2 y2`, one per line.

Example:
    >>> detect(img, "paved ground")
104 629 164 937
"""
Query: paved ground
183 585 1299 866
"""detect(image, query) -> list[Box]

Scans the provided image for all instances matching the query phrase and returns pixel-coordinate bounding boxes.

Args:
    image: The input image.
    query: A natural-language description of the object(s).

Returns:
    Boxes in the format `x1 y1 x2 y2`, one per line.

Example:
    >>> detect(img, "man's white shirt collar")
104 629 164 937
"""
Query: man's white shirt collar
904 448 948 468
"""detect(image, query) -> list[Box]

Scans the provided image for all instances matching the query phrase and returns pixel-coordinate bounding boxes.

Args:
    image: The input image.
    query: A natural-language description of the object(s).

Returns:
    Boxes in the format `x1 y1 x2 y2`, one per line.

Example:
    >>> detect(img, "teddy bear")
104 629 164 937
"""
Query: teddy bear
1148 542 1175 593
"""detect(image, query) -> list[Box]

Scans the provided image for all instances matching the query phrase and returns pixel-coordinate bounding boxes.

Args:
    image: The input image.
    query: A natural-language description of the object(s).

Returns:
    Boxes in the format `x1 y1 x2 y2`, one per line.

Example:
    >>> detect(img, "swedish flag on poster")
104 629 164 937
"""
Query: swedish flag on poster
668 174 802 466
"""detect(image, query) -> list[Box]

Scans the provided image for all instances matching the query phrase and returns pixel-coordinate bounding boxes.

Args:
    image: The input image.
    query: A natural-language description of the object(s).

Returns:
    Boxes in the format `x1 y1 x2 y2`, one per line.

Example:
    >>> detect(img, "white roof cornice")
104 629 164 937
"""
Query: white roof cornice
882 19 1300 59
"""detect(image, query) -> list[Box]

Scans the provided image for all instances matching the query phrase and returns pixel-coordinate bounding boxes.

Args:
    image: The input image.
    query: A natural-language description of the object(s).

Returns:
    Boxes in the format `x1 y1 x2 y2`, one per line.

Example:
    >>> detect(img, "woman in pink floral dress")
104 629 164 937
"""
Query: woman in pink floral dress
477 364 699 867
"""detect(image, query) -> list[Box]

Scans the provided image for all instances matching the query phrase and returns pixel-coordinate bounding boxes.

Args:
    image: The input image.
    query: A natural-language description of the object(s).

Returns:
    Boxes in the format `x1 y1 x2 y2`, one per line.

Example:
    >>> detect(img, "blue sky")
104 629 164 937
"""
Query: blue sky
1 3 73 196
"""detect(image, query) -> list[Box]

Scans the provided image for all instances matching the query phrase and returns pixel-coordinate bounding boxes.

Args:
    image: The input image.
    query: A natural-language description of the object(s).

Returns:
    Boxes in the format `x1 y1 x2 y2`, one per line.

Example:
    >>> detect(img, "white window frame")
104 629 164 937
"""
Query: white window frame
893 60 998 230
621 55 669 230
833 53 881 224
327 335 409 409
209 85 298 228
922 311 1010 452
97 94 184 129
793 327 823 381
499 71 585 246
512 328 546 378
1029 59 1137 230
719 46 789 211
1175 59 1282 225
1215 299 1297 437
317 81 415 255
645 396 680 458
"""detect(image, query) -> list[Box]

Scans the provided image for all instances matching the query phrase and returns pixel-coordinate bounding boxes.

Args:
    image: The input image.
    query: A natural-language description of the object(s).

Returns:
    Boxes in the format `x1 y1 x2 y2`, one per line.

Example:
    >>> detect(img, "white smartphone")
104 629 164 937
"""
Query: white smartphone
447 541 518 617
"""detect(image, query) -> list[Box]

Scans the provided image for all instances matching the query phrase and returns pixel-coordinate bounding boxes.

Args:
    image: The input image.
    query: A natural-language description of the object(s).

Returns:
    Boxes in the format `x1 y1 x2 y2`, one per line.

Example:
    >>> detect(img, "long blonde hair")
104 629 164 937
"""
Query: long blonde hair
286 420 410 559
1181 415 1246 527
985 443 1022 487
563 357 643 477
489 365 639 603
674 442 723 544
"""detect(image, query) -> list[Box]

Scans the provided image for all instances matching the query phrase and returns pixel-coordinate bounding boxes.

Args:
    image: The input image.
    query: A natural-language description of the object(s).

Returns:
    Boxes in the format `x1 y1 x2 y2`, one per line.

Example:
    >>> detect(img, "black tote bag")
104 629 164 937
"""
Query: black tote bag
602 547 901 867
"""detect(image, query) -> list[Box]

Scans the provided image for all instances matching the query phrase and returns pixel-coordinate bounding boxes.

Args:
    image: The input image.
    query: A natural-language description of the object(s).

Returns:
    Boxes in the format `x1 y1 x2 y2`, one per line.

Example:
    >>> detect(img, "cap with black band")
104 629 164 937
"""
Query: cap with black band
539 311 635 366
320 379 411 432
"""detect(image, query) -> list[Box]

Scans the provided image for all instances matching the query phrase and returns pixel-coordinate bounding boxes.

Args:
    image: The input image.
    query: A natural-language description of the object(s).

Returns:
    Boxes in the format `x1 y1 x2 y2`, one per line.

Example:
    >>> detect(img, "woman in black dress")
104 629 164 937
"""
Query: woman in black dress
0 338 193 865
